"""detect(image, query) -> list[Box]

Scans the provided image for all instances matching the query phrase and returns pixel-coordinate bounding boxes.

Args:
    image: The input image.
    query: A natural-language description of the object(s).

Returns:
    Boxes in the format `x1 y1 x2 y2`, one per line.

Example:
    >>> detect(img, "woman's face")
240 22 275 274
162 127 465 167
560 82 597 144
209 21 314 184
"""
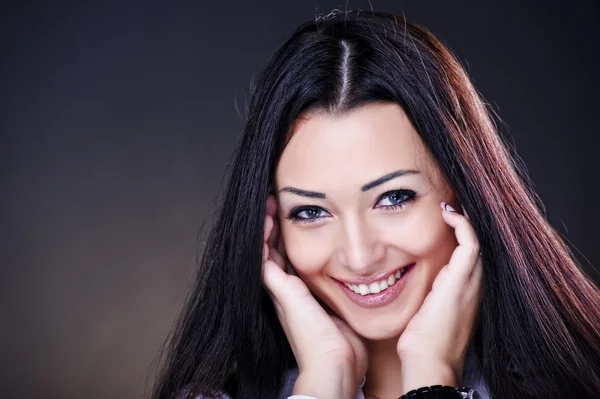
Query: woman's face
274 102 460 340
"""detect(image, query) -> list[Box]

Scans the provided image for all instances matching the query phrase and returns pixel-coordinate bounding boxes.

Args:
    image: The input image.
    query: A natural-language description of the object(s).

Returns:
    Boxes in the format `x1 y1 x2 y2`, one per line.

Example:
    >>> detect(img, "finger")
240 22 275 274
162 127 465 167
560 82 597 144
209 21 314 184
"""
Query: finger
264 213 286 267
262 258 312 307
445 244 479 281
263 242 269 262
266 194 280 248
331 316 367 372
276 219 286 254
471 255 483 283
261 255 296 344
441 202 479 251
465 256 483 299
431 264 450 292
265 194 294 276
269 212 281 249
263 229 286 269
269 245 286 267
262 259 283 311
262 258 287 304
441 202 480 277
264 214 274 242
331 316 364 349
267 199 290 270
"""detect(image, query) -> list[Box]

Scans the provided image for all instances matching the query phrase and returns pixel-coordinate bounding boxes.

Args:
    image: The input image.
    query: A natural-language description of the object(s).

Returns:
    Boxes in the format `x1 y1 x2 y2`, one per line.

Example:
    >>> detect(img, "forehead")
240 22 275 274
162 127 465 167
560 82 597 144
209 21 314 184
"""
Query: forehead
275 102 438 190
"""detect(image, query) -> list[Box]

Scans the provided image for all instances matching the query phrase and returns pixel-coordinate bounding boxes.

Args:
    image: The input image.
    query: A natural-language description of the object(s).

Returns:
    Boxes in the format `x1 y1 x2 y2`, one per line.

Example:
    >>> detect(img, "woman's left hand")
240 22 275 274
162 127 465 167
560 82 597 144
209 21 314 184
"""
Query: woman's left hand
396 202 483 393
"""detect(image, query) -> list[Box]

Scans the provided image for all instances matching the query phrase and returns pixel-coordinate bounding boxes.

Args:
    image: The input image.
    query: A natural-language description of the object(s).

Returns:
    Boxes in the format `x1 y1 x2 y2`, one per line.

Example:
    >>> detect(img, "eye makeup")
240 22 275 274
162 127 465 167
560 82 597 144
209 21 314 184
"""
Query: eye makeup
285 189 418 225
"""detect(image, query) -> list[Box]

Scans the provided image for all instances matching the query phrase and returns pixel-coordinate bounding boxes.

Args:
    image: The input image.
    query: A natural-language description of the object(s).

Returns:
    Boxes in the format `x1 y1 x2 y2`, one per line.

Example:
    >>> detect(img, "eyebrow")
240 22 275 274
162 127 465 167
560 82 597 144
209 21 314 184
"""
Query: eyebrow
278 169 420 199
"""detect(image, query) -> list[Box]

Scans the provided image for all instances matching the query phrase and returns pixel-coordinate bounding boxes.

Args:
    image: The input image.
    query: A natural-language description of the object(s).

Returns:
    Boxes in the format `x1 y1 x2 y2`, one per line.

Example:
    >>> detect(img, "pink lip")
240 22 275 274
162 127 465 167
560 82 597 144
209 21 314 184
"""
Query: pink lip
334 264 415 308
336 264 412 285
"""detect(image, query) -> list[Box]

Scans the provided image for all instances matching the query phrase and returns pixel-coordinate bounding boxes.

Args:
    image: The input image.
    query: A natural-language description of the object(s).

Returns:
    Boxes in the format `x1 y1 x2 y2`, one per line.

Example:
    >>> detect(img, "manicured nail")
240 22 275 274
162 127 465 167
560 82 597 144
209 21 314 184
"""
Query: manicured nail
441 201 456 213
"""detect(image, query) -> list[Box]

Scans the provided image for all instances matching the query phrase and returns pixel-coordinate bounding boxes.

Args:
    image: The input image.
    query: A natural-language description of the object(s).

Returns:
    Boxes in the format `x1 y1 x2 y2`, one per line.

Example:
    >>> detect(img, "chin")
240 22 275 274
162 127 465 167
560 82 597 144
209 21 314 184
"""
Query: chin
345 313 409 341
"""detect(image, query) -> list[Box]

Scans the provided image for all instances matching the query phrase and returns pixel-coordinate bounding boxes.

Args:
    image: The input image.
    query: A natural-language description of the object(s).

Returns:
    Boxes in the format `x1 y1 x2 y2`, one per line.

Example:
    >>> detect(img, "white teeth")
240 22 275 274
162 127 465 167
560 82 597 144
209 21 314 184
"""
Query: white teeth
387 275 396 286
344 266 409 296
345 283 361 294
359 284 369 296
368 282 380 294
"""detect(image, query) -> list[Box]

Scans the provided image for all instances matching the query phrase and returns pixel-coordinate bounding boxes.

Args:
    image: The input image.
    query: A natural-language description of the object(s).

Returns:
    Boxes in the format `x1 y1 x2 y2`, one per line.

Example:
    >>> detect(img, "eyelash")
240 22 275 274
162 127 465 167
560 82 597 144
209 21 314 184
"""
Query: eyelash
285 190 417 225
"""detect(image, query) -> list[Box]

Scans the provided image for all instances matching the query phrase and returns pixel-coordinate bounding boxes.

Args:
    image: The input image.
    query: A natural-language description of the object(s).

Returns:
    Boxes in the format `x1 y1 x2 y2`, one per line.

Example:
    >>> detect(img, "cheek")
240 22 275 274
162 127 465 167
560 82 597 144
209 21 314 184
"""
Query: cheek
382 211 457 261
280 225 331 275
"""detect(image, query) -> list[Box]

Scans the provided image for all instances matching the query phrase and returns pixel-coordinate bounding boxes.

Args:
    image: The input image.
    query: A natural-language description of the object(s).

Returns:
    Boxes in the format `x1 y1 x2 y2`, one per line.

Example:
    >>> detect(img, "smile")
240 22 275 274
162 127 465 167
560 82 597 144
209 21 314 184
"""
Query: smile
342 265 410 295
334 263 415 308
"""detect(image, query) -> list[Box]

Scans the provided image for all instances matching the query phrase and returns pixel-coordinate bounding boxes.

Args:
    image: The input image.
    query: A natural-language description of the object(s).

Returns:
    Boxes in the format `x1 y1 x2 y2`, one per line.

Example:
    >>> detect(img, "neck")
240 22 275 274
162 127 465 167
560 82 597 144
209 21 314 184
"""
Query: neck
362 337 404 399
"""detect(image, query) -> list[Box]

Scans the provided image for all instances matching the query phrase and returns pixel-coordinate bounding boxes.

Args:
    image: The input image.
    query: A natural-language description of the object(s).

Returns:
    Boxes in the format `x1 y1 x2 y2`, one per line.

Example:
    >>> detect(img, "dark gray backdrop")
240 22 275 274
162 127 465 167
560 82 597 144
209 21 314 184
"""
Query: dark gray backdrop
2 1 599 398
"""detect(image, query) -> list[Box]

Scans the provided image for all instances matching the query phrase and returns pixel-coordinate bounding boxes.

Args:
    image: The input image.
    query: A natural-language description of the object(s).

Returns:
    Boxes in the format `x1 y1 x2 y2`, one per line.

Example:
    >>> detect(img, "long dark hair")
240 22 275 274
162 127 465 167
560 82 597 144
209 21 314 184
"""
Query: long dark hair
151 10 600 399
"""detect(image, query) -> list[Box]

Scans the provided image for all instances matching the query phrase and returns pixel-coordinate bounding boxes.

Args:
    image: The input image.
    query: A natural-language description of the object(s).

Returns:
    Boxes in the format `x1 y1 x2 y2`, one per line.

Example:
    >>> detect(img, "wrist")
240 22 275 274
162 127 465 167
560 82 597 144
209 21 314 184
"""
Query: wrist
294 363 358 399
400 357 458 395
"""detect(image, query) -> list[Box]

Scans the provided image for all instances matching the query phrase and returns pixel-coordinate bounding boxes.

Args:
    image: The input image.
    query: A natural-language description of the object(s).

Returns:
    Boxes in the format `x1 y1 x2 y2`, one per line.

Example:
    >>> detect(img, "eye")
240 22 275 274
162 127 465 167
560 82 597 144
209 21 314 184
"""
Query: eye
375 190 417 210
285 190 417 225
286 206 330 225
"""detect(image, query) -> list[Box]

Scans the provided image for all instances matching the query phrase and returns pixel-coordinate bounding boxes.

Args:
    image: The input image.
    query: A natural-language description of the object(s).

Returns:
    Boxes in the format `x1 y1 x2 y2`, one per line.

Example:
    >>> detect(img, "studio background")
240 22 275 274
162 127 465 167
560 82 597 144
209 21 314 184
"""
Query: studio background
2 1 599 398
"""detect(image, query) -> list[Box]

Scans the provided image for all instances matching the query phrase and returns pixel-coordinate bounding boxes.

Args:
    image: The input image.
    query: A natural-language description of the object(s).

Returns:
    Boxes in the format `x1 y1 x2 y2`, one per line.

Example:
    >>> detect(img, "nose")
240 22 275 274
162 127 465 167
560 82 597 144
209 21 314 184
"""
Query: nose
336 216 385 274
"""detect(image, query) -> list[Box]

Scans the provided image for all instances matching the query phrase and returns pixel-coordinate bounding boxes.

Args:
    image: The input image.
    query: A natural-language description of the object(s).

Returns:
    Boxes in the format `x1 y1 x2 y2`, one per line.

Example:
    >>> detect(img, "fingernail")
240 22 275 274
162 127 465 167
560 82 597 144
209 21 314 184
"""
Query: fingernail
441 201 456 213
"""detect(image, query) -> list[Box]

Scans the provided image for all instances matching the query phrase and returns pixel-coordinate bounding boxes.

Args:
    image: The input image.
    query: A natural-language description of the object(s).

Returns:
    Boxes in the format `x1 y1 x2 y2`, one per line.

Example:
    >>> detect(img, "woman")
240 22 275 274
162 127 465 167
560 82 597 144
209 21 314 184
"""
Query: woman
151 10 600 399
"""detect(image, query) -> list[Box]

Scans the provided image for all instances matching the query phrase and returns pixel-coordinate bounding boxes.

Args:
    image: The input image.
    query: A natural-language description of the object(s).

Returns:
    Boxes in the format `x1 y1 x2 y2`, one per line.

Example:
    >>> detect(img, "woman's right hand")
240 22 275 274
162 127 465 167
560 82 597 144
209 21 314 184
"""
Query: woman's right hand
262 193 368 398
